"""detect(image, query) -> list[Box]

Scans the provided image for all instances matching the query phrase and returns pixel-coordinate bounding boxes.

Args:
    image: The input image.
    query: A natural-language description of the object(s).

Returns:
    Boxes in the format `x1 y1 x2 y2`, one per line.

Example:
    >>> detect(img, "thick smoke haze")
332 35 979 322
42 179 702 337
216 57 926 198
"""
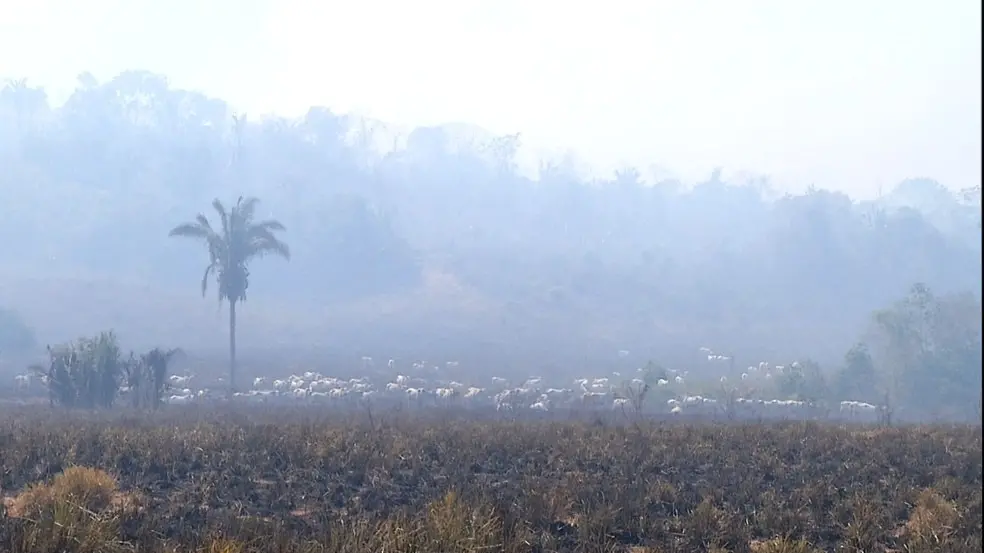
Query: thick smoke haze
0 71 979 372
3 1 980 195
0 3 980 405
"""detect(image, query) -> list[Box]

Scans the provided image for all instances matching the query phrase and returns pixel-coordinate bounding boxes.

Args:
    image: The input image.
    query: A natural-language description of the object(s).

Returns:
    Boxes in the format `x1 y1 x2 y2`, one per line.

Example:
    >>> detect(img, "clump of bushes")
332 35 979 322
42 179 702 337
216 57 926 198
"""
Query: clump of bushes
29 330 179 411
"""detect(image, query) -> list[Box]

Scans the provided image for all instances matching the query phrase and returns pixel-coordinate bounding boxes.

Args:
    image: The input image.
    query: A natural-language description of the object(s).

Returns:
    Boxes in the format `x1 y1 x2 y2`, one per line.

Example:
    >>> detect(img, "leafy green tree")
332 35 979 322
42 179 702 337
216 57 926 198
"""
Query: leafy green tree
871 283 982 418
169 196 290 394
833 342 879 401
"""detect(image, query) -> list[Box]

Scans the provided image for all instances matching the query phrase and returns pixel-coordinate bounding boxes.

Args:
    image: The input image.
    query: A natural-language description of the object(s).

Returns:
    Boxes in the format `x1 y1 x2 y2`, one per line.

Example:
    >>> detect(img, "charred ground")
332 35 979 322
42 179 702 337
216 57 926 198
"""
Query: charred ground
0 406 980 553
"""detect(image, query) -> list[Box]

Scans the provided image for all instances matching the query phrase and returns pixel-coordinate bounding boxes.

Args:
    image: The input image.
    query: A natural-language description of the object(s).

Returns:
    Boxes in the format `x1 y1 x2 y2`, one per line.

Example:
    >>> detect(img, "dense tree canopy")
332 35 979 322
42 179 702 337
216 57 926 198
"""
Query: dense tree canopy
0 71 980 368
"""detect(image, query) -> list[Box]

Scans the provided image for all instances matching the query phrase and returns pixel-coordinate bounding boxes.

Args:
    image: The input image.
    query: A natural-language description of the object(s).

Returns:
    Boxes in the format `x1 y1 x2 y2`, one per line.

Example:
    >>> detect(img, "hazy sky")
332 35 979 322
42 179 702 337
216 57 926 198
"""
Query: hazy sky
2 0 980 197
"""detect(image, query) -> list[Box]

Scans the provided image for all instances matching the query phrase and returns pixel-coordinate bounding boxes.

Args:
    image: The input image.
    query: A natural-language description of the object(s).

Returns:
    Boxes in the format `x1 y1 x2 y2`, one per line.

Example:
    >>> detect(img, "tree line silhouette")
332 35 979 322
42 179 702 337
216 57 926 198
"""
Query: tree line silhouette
0 71 980 415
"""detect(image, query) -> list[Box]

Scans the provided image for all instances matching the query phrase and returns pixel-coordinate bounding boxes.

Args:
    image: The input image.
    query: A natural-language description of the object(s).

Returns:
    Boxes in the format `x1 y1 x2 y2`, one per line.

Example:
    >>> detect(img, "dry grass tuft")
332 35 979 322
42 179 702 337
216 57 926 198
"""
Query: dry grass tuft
424 490 503 552
8 466 119 518
6 466 127 553
201 537 248 553
750 536 825 553
899 488 962 551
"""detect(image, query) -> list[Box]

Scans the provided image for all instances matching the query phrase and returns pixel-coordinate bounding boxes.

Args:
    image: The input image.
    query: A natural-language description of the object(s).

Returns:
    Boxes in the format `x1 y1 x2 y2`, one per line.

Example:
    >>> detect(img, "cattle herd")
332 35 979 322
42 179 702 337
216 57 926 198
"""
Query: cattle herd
18 354 877 423
8 354 884 422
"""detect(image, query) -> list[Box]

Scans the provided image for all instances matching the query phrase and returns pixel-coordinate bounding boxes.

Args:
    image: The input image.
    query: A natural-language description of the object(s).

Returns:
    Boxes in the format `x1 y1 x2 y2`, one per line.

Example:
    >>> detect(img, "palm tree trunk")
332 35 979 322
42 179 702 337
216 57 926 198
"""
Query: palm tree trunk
229 299 238 397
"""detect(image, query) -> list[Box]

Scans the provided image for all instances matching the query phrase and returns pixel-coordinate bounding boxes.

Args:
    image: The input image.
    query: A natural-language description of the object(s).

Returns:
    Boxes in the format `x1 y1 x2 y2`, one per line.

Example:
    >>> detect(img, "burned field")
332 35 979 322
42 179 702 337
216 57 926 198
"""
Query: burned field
0 407 980 553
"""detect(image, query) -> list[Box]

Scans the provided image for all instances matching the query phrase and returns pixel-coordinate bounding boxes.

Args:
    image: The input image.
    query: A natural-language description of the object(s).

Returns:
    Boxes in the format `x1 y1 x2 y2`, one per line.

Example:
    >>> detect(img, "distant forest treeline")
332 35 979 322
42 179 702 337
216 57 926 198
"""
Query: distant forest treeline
0 71 980 367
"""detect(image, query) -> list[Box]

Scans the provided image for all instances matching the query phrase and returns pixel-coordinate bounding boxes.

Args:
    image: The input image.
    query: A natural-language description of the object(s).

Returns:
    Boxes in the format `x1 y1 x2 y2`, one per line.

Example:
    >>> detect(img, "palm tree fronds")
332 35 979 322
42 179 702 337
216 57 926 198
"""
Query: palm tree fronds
194 214 213 230
250 219 286 232
236 196 261 222
170 195 289 396
200 263 217 297
250 238 291 260
212 198 230 239
168 223 212 239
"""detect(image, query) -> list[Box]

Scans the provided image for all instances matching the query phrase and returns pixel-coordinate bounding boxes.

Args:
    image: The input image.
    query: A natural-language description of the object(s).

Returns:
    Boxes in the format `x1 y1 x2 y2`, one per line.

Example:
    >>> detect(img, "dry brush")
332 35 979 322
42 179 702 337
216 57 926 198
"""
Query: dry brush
0 406 980 553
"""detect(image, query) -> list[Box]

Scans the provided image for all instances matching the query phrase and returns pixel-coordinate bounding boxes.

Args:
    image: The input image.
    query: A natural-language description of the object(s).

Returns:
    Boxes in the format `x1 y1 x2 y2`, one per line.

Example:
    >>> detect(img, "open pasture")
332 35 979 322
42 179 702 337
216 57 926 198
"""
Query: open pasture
0 406 980 553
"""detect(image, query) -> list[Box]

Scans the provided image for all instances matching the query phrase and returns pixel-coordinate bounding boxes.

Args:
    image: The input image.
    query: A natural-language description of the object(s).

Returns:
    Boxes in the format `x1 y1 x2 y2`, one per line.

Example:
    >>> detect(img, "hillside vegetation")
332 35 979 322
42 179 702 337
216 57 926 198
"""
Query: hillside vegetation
0 72 980 365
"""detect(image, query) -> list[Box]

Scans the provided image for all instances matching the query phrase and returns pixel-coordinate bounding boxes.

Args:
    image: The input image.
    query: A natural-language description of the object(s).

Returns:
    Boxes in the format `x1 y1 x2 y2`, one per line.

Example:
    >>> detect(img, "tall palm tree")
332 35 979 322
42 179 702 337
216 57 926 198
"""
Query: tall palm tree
169 196 290 395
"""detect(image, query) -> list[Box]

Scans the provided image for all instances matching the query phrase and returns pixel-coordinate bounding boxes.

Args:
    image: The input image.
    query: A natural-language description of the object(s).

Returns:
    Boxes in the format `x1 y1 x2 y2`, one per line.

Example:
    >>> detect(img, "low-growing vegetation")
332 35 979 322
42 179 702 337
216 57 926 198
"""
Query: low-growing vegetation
0 408 980 552
24 331 181 411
